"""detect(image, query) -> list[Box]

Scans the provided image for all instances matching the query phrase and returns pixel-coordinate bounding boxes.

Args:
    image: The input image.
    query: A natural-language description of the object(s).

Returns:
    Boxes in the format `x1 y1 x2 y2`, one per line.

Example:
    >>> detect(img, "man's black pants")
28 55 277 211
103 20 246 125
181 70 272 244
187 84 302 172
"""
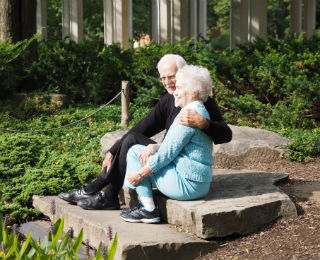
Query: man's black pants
85 132 156 198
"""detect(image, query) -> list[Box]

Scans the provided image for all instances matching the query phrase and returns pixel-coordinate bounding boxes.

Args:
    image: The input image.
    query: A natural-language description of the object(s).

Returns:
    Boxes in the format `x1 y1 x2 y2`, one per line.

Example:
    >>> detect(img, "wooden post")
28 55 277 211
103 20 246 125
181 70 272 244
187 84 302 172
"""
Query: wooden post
121 81 130 126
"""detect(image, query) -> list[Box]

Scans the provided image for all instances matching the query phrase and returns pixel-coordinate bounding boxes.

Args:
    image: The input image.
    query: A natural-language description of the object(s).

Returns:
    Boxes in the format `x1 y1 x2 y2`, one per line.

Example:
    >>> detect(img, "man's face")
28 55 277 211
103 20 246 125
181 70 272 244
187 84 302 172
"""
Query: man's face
158 62 178 95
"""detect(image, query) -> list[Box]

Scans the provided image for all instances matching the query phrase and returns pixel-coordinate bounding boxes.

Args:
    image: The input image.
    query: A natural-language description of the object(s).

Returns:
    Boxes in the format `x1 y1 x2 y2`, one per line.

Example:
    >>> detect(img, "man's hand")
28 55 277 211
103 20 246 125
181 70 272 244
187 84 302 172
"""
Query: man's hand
127 171 142 186
139 144 158 166
102 152 114 170
178 108 209 129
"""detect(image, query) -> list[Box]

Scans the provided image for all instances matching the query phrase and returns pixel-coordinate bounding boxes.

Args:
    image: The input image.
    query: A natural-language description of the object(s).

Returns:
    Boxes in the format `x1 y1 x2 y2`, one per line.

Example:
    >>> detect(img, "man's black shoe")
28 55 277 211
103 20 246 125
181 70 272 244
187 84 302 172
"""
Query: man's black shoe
58 187 96 205
77 191 120 210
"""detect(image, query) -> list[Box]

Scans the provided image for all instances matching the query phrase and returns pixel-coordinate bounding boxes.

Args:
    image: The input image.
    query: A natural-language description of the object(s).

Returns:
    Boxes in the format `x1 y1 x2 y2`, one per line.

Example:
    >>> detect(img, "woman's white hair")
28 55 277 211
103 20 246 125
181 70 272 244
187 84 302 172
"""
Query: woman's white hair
175 65 212 102
157 54 187 71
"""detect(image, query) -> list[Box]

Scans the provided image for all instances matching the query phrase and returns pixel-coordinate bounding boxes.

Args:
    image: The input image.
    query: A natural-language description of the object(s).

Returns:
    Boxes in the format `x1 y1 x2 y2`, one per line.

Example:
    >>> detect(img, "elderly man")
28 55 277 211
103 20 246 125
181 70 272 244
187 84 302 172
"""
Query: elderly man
58 54 232 210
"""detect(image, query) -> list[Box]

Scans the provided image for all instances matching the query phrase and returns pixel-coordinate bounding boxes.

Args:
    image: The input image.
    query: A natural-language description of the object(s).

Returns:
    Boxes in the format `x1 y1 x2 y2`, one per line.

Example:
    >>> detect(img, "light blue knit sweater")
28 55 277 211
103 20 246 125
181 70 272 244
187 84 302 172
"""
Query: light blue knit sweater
148 101 214 183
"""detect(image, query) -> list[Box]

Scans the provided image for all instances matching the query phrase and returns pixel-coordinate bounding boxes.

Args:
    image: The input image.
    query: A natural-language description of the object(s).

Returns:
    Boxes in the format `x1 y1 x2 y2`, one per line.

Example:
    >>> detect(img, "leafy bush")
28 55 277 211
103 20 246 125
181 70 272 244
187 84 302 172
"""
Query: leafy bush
0 212 117 259
0 35 38 100
0 103 122 222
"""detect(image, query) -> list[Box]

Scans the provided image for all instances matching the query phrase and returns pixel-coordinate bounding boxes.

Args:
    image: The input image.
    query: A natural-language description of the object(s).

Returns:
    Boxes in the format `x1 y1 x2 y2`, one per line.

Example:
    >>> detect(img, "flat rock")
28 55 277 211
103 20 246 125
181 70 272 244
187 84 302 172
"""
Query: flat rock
214 125 292 167
285 181 320 206
100 125 291 167
33 195 217 260
123 169 297 239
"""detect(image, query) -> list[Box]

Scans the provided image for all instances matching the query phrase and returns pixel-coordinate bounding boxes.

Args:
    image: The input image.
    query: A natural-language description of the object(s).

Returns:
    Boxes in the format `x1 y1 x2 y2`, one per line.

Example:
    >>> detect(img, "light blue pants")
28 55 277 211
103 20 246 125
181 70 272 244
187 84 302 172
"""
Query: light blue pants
124 144 211 200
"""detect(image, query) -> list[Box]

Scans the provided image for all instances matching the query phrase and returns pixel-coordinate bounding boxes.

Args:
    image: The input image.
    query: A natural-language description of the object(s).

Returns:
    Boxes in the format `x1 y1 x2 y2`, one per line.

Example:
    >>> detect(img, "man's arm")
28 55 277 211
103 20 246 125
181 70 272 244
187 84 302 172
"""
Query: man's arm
108 94 171 156
178 97 232 144
203 97 232 144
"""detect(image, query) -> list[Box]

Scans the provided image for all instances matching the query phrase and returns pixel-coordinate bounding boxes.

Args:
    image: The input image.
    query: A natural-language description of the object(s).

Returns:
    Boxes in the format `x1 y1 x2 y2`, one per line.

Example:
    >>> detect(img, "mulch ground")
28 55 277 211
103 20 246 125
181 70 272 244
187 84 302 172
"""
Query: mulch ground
197 157 320 260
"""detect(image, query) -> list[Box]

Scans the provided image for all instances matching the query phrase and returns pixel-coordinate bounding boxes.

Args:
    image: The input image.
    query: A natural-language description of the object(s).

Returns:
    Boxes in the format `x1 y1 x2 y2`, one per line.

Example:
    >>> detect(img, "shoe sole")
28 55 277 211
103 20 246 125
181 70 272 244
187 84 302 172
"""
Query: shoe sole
58 194 77 205
120 215 160 224
78 205 120 210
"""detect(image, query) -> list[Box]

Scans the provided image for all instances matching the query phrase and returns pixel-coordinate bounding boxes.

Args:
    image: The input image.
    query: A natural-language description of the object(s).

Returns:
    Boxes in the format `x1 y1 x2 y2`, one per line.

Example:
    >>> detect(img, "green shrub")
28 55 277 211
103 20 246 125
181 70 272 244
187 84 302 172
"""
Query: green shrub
0 103 122 222
0 212 117 259
0 35 38 100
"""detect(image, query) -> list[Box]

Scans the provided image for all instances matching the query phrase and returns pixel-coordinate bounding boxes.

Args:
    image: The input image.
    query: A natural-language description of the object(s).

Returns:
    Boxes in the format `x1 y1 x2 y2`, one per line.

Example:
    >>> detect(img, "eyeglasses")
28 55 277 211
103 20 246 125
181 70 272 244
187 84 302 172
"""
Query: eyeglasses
160 74 175 81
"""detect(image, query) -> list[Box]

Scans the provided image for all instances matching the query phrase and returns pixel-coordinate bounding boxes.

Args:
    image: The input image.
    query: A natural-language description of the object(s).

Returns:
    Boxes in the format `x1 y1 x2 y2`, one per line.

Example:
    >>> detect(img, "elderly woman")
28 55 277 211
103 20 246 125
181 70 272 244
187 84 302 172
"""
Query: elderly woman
120 65 214 223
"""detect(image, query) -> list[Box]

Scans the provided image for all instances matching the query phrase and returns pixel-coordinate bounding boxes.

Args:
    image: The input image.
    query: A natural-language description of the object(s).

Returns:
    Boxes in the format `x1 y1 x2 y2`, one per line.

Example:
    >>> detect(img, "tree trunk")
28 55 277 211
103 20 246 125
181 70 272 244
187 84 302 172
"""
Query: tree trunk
0 0 20 42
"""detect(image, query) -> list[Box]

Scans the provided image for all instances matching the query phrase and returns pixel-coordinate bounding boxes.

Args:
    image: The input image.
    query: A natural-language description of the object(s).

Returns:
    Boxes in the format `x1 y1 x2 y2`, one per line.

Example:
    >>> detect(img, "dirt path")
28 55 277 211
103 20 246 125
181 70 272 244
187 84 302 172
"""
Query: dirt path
197 157 320 260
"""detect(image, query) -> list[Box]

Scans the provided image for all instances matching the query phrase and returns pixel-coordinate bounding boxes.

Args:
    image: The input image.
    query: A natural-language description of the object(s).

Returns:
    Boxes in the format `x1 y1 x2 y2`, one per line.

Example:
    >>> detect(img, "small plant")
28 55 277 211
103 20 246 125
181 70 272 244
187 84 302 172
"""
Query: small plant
0 211 117 260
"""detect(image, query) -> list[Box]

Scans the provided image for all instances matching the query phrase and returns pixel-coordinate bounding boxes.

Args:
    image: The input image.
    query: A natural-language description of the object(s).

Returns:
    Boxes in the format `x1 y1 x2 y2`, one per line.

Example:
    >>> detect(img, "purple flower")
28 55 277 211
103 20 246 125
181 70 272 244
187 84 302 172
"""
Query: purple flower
50 199 56 216
1 242 6 254
49 221 54 235
12 224 17 236
101 242 106 259
69 227 74 239
85 239 90 258
107 225 113 241
3 215 8 230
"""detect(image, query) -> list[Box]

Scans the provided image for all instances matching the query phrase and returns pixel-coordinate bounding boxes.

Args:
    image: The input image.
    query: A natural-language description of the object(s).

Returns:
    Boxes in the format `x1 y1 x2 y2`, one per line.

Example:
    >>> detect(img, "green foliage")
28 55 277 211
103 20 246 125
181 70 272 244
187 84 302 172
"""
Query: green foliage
47 0 62 41
0 103 122 222
267 0 290 38
0 213 117 259
0 34 38 99
132 0 150 39
277 128 320 162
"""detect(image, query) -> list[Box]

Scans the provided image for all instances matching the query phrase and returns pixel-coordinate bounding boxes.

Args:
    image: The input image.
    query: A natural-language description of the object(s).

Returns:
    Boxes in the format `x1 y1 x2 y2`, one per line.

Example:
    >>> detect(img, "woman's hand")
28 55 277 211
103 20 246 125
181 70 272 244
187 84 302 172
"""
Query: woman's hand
127 171 142 186
139 144 159 166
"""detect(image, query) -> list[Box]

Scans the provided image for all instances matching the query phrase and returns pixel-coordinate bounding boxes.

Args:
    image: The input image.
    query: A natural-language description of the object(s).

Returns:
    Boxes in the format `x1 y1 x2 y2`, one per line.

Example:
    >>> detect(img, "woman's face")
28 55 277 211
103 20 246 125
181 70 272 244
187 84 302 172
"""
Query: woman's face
173 80 197 108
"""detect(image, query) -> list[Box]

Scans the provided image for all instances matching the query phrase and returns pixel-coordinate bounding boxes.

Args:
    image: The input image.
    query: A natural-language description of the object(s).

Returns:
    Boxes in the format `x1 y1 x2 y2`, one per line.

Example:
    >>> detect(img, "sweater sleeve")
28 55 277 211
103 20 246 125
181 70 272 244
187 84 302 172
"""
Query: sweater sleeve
109 94 171 155
203 97 232 145
148 121 195 173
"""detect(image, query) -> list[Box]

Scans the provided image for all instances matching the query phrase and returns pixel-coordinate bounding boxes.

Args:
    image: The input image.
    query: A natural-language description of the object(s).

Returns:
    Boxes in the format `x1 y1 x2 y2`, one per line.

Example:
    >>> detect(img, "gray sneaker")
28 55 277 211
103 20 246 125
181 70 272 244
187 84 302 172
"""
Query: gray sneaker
120 203 160 223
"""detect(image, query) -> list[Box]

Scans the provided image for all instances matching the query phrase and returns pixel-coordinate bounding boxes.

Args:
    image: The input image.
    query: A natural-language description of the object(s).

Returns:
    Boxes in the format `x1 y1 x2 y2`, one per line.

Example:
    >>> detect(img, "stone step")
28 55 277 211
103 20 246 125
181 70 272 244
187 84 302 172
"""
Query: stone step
32 195 217 260
123 169 298 239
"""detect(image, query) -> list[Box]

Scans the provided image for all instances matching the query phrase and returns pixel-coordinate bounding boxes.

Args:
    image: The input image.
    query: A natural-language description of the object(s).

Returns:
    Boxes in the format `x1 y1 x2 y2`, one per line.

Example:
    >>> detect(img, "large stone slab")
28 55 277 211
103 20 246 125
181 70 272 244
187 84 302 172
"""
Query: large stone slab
155 170 297 239
214 125 292 167
33 195 217 260
100 125 291 167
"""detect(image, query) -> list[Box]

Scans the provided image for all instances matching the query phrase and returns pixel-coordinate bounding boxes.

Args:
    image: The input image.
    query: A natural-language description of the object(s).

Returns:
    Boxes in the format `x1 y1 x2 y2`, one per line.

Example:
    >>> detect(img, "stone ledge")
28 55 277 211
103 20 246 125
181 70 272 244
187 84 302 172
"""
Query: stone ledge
33 195 217 260
122 170 297 239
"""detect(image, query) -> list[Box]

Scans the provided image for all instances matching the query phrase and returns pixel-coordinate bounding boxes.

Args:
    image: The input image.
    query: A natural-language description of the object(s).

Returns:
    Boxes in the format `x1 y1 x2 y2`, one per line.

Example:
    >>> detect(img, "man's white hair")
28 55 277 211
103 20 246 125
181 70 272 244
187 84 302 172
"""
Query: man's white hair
157 54 187 71
175 65 212 102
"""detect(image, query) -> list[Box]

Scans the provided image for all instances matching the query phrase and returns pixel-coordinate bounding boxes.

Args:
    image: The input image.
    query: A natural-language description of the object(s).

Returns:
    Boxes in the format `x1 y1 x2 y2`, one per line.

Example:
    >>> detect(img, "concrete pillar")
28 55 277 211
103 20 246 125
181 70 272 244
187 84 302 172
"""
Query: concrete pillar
70 0 83 43
36 0 47 40
150 0 206 44
247 0 267 42
290 0 302 34
230 0 267 48
159 0 170 43
104 0 132 49
303 0 316 38
198 0 207 41
151 0 159 43
189 0 197 41
62 0 70 41
62 0 83 43
171 0 189 43
230 0 248 48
